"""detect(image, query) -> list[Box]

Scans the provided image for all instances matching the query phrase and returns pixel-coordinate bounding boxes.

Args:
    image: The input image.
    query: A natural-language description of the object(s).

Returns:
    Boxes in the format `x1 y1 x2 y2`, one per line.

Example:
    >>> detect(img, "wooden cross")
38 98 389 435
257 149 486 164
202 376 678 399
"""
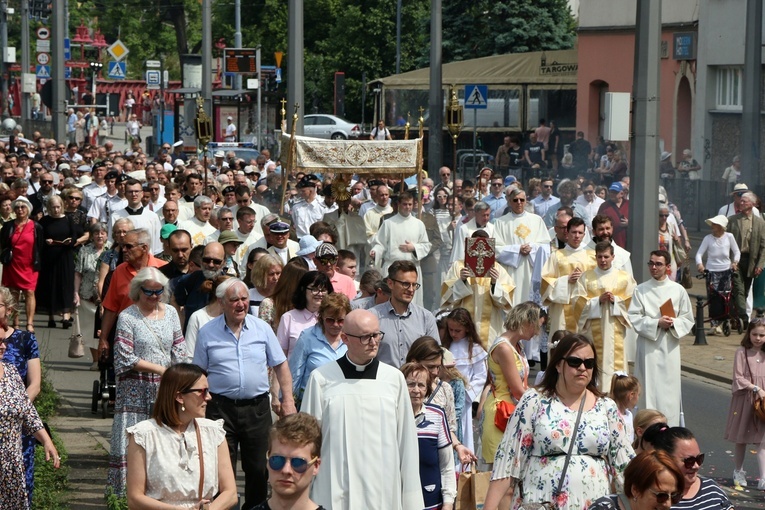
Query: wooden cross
466 239 492 276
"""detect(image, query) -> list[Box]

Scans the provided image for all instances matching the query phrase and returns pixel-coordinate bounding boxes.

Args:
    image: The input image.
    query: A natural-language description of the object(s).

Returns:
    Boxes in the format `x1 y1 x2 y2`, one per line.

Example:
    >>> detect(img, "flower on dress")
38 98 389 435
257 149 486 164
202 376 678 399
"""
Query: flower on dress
522 433 533 448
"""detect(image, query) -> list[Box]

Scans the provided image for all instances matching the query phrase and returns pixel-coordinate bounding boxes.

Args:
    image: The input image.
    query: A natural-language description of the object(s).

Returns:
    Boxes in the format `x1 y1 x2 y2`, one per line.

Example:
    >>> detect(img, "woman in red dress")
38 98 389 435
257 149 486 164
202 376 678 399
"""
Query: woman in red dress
0 197 42 332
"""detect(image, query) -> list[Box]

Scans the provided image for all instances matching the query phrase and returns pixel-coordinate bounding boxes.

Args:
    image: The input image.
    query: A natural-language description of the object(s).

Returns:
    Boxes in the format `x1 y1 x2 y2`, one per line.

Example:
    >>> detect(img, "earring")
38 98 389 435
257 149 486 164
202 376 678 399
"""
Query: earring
181 404 185 412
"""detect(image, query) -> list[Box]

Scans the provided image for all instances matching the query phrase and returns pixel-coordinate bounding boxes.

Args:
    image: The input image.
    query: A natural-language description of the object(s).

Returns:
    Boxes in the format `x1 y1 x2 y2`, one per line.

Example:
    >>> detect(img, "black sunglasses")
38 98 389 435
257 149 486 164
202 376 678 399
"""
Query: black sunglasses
182 387 210 398
648 489 681 504
563 356 596 369
681 453 704 469
267 455 318 474
140 287 164 297
202 256 223 265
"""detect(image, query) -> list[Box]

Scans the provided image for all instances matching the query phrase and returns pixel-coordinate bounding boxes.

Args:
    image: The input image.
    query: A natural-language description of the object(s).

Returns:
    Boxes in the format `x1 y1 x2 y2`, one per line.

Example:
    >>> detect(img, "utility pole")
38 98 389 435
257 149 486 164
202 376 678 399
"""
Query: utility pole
234 0 242 91
20 0 29 124
256 46 261 150
51 0 66 140
395 0 402 74
287 0 304 134
627 0 662 283
1 0 8 118
201 0 212 121
741 0 762 186
428 0 443 177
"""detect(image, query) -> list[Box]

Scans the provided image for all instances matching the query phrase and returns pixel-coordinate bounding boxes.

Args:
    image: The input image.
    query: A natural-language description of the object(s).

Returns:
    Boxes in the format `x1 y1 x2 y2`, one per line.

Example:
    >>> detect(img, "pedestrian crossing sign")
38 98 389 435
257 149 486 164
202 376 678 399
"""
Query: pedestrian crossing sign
36 65 50 79
108 61 126 80
464 84 488 109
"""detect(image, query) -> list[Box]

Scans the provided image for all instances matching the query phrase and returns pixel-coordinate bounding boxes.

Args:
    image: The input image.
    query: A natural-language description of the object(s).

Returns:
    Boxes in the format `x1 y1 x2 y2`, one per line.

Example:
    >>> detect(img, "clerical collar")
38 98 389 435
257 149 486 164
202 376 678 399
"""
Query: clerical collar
555 238 565 249
183 194 198 202
337 354 379 380
595 266 613 276
126 206 144 215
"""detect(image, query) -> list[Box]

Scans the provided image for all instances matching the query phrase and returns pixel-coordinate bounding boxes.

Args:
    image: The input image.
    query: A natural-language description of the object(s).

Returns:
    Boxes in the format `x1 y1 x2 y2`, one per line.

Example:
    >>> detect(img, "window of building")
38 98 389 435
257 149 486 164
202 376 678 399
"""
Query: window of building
716 67 743 110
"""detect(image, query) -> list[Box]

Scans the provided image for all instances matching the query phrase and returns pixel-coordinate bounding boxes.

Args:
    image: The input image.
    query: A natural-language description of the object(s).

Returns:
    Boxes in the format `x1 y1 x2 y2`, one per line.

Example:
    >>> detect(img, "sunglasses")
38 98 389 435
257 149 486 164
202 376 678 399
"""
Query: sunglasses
659 214 669 218
324 317 345 325
140 287 165 297
41 179 53 184
267 455 319 474
68 196 82 201
681 453 705 469
202 256 224 265
122 243 144 250
563 356 596 369
317 257 337 265
512 198 526 203
491 182 503 186
648 489 681 504
182 387 210 398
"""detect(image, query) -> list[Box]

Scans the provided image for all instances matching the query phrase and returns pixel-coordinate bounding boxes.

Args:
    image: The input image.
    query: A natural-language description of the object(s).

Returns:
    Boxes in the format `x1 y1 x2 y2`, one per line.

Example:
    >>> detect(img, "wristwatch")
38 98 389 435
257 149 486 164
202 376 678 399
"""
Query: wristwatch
753 386 760 393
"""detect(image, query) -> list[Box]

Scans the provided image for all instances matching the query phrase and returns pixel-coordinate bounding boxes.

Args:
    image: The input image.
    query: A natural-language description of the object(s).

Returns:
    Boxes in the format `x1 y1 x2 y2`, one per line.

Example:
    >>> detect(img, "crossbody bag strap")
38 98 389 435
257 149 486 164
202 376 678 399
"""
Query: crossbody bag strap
426 380 443 405
617 493 632 510
195 419 205 500
554 393 587 505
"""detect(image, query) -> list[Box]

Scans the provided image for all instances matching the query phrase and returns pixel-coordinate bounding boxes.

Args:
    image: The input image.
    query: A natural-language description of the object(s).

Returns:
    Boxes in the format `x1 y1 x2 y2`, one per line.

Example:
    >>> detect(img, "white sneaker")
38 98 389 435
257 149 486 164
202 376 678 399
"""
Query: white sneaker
714 325 724 336
734 468 747 487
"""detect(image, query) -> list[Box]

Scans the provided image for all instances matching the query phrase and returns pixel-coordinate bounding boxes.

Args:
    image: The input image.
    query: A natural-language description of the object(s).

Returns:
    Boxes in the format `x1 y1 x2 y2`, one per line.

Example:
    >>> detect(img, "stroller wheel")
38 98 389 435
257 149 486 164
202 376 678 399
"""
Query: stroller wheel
723 321 731 337
91 380 100 414
737 318 743 334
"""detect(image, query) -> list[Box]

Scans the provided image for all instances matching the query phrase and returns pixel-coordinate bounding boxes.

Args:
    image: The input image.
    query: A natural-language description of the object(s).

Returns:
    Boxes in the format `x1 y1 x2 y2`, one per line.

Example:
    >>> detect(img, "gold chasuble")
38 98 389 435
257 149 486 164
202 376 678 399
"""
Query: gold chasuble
573 267 636 392
540 245 596 333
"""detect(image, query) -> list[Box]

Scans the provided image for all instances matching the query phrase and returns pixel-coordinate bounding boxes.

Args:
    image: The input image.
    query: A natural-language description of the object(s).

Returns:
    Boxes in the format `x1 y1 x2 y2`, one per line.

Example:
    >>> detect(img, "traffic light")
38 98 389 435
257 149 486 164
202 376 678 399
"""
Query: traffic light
30 0 52 20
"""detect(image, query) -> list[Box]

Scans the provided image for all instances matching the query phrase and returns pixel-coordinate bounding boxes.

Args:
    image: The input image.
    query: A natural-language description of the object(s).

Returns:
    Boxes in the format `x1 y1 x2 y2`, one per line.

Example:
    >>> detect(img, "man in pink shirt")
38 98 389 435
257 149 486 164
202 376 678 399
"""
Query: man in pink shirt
314 242 357 300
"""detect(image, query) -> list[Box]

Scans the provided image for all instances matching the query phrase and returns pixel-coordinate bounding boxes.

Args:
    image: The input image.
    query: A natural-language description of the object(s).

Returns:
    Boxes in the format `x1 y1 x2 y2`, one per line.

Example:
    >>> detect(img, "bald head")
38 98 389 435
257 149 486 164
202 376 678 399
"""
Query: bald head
341 309 381 365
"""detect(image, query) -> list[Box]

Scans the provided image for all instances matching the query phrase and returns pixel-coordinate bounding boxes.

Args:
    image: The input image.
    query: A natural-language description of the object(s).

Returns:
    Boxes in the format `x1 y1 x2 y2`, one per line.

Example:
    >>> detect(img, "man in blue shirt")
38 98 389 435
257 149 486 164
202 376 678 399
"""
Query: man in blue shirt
193 278 297 510
482 173 506 220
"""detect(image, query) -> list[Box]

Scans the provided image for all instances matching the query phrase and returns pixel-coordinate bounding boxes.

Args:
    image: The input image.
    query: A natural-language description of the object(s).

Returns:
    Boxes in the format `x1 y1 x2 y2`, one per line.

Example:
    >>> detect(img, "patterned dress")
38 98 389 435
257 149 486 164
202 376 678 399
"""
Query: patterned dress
0 362 44 510
107 304 187 496
491 388 634 510
2 329 40 507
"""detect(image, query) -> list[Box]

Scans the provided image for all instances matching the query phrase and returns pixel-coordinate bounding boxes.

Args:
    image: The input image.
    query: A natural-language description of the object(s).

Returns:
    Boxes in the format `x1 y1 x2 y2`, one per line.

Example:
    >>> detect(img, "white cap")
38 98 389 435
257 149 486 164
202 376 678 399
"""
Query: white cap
172 140 183 148
75 175 92 188
163 162 173 172
173 159 185 167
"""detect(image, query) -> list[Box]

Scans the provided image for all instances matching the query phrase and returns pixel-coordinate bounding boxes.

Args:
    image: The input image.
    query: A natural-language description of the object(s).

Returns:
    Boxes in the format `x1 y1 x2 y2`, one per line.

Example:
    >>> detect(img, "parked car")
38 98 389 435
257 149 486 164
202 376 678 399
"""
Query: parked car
206 142 260 164
304 114 361 140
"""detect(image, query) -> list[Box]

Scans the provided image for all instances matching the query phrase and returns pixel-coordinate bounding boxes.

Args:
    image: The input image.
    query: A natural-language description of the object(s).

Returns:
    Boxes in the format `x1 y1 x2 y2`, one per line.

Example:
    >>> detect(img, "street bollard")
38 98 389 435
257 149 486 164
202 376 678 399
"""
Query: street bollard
692 294 707 346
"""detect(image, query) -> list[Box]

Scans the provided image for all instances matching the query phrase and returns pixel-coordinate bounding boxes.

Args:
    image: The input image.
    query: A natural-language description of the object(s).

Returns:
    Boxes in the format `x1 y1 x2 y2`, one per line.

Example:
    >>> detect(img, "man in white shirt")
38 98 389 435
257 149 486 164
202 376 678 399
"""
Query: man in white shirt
291 175 325 237
222 115 237 142
249 218 299 264
82 162 108 212
575 179 605 229
88 171 127 225
110 179 163 254
369 120 392 140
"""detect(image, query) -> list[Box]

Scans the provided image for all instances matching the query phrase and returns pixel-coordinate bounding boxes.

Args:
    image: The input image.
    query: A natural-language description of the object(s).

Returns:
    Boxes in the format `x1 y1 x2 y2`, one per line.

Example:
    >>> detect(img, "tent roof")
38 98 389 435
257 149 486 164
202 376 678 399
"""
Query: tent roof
370 48 578 89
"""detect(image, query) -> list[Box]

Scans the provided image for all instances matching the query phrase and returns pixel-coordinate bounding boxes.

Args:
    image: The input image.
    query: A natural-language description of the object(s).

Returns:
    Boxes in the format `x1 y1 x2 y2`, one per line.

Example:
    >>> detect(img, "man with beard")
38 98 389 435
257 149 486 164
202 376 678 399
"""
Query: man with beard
172 241 226 330
586 214 633 275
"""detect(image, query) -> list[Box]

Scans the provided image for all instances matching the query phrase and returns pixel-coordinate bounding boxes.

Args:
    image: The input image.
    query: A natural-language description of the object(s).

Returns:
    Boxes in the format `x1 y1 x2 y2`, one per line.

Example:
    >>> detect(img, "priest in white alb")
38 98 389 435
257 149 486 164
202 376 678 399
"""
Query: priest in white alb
179 195 217 246
574 241 636 392
370 190 431 306
628 249 694 426
494 187 550 307
541 217 596 333
450 201 495 263
301 309 424 510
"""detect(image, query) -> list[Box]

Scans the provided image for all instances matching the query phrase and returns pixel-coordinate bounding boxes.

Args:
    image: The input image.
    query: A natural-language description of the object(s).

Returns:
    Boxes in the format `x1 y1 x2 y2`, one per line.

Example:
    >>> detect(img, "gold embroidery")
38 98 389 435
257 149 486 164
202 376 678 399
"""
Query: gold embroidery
514 223 531 239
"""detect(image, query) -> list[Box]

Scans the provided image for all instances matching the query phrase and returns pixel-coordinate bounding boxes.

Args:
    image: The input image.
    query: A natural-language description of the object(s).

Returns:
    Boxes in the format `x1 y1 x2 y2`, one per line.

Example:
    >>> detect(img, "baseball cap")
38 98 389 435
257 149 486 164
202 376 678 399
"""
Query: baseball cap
57 163 71 172
172 140 183 148
315 242 338 259
227 116 233 121
503 175 517 186
608 182 623 192
160 223 177 239
77 164 92 173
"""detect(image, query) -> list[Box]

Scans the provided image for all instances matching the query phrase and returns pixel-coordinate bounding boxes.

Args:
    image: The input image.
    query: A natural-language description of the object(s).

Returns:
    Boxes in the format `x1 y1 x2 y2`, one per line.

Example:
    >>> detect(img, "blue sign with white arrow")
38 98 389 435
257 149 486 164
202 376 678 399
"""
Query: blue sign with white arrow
107 61 126 80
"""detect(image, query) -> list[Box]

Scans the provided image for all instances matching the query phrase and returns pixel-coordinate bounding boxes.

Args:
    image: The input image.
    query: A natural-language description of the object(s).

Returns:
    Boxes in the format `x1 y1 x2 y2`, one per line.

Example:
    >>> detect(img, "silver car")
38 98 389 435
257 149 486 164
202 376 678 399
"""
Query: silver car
303 114 361 140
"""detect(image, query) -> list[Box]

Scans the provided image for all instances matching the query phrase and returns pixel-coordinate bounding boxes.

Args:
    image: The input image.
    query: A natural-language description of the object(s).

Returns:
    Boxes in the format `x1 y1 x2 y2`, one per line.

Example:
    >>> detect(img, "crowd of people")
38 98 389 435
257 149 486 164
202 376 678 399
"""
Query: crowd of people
0 125 757 510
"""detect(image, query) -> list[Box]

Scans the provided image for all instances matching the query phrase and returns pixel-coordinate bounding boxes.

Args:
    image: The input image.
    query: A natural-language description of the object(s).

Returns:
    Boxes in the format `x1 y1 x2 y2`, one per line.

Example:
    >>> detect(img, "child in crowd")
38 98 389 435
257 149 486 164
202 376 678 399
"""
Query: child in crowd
609 372 641 443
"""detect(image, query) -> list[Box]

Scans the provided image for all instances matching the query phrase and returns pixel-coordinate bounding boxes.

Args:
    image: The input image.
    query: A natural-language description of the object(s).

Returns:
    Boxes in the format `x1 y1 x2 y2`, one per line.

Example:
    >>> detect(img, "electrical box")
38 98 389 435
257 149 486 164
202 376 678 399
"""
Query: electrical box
604 92 630 141
3 47 16 63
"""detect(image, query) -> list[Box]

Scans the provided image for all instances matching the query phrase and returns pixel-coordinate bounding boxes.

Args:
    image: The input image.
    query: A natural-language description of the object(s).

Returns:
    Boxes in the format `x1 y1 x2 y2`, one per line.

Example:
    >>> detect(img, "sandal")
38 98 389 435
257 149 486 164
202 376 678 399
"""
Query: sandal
26 323 35 333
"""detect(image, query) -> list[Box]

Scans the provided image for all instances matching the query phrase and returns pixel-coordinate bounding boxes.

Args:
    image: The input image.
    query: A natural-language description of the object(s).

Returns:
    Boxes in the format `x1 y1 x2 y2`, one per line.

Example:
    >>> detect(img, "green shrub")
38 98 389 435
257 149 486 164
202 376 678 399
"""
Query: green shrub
105 488 129 510
31 369 69 510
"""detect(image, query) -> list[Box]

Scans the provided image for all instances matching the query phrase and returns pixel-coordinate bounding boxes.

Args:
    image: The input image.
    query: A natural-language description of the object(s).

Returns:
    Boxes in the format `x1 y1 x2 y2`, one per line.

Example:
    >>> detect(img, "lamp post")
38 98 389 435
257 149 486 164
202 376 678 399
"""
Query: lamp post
2 117 17 153
445 84 463 181
194 97 213 191
88 61 102 107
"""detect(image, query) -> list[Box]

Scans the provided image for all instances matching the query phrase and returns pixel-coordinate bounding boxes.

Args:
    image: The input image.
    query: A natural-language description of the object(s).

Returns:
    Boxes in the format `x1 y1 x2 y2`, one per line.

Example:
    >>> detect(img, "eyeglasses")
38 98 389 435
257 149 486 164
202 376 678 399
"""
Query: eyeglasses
648 489 680 504
202 256 223 265
307 286 328 296
512 198 526 203
31 167 42 171
140 287 165 297
647 261 665 267
681 453 705 469
659 214 669 218
182 387 210 398
390 278 421 290
122 243 145 251
563 356 596 369
345 330 385 345
267 455 319 474
68 196 82 201
324 317 345 325
491 182 503 187
542 184 553 188
41 179 53 184
317 257 337 265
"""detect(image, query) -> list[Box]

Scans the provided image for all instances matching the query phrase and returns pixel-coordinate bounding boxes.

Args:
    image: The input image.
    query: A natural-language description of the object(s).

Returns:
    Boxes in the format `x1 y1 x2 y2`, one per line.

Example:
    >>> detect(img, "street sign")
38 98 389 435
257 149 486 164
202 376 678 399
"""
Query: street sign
464 85 488 109
64 38 70 60
36 52 50 65
223 48 257 73
36 65 50 79
36 39 50 52
145 60 161 68
146 70 161 89
107 61 126 80
275 67 282 84
36 27 50 39
65 67 71 79
107 40 129 61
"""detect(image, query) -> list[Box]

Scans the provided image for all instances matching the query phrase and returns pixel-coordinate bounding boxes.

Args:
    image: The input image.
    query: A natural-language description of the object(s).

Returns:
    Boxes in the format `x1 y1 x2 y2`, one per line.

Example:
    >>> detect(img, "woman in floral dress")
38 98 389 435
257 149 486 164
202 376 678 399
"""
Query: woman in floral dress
0 334 59 509
483 333 634 510
106 267 188 497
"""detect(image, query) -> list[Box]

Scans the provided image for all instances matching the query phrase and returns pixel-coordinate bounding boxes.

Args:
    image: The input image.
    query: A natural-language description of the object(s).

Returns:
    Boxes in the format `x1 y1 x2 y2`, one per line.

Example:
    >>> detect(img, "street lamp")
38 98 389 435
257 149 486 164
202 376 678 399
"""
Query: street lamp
2 117 17 153
89 61 103 106
445 84 463 180
194 96 213 190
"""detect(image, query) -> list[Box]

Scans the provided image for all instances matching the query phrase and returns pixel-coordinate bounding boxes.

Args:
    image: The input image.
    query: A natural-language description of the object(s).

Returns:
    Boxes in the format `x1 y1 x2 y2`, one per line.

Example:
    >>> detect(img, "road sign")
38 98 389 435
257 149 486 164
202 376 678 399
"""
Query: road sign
107 40 129 61
145 60 161 68
65 67 71 79
36 39 50 52
64 38 70 60
275 67 282 84
146 70 161 89
36 27 50 39
107 61 126 80
464 85 488 109
36 52 50 65
36 65 50 79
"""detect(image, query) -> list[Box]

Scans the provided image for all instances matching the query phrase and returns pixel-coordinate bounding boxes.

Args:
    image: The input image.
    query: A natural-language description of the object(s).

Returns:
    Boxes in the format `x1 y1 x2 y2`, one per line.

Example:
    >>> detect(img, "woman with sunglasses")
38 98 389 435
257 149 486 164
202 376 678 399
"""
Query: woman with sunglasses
589 450 684 510
483 334 634 510
125 363 237 509
653 427 733 509
62 187 90 246
107 267 189 497
288 292 350 408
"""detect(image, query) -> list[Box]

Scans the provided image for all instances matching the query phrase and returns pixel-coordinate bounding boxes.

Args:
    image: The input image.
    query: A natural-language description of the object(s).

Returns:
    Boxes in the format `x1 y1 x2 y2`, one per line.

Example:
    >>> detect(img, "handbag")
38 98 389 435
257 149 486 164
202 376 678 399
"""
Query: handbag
519 393 587 510
680 266 693 289
456 462 508 510
744 356 765 422
67 311 84 358
0 247 11 265
672 240 688 266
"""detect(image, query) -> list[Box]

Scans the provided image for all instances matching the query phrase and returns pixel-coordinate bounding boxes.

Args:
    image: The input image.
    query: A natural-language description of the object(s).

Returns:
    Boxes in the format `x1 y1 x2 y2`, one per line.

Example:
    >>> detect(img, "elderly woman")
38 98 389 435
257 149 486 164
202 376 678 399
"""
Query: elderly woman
107 267 188 497
276 270 334 357
126 363 237 509
696 215 740 336
483 333 634 510
75 223 109 368
36 195 82 329
288 292 350 407
589 450 684 510
0 335 59 510
0 196 42 332
62 187 90 246
248 254 282 316
401 362 456 510
0 286 42 507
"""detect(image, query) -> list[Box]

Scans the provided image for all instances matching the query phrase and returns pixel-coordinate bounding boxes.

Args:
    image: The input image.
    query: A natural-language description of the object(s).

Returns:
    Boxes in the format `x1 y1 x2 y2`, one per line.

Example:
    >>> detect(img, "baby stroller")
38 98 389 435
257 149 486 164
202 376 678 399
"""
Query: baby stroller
91 347 116 419
693 269 742 336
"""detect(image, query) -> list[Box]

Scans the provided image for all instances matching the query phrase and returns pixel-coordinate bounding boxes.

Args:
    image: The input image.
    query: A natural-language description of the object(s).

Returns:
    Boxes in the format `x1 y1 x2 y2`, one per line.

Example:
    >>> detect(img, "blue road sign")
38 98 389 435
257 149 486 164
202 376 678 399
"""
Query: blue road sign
64 38 70 60
108 61 126 80
146 70 161 87
65 67 71 79
36 65 50 79
464 84 488 110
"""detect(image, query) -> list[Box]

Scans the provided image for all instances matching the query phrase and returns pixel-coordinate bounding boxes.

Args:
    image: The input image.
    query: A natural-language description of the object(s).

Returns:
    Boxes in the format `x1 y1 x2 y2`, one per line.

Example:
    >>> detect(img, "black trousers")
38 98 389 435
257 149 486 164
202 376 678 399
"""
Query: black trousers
207 393 272 510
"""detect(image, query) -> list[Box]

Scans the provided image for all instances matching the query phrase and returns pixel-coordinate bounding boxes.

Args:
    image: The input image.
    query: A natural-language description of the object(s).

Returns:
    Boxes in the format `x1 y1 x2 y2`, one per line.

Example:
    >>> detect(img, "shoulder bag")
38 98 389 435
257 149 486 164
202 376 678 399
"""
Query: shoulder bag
67 311 85 358
744 355 765 422
519 393 587 510
195 419 209 509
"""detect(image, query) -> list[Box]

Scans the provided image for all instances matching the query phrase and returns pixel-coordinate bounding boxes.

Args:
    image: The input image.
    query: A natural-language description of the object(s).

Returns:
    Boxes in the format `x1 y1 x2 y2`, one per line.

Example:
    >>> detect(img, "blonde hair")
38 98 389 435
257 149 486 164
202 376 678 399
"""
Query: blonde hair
632 409 667 449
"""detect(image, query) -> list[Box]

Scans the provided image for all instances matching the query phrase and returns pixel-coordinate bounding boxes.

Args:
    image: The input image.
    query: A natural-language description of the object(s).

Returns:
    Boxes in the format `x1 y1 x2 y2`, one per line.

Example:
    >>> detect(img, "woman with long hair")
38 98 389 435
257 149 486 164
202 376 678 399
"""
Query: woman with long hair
258 260 308 331
276 271 333 357
248 254 282 316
